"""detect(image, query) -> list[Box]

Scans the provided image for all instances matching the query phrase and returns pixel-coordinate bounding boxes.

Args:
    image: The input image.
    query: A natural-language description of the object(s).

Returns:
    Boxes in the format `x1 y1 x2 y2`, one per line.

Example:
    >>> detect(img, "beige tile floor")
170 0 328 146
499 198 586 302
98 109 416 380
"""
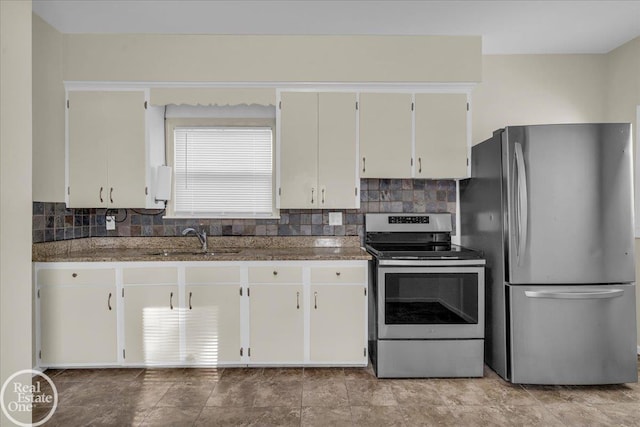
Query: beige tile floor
33 358 640 426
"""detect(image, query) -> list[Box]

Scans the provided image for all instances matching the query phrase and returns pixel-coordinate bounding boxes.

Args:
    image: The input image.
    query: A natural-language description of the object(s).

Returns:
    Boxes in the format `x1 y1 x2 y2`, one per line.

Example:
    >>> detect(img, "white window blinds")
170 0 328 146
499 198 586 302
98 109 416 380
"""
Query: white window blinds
174 127 273 217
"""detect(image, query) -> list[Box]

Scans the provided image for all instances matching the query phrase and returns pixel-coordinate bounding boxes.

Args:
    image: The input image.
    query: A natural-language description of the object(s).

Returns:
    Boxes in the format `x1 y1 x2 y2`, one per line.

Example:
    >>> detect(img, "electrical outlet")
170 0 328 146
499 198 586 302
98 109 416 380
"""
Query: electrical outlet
329 212 343 226
106 216 116 231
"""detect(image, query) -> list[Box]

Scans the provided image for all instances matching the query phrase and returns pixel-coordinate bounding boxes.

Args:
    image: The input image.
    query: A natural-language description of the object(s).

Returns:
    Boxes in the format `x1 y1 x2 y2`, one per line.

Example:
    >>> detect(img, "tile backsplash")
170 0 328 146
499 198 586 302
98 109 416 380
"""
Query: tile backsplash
33 179 457 243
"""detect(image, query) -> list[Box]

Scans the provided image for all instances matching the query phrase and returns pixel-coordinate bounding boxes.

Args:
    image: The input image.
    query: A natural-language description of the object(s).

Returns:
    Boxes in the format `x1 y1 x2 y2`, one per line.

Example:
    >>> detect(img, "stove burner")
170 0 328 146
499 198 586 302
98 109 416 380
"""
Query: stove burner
364 213 483 261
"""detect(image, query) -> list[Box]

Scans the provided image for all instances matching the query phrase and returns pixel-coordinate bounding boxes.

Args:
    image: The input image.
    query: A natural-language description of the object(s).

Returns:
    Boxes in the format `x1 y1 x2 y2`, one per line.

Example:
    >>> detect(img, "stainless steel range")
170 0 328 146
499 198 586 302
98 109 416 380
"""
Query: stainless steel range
365 213 486 378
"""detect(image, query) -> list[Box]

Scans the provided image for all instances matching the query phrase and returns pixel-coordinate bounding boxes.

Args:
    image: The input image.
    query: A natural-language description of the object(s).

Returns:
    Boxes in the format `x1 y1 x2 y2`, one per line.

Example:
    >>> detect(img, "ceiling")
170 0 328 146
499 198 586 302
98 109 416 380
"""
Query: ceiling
32 0 640 54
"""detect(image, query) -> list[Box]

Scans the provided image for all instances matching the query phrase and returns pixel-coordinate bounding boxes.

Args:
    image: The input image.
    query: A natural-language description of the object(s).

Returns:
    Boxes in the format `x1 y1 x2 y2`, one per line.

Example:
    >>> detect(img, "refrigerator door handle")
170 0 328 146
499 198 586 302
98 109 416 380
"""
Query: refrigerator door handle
524 289 624 299
514 142 528 265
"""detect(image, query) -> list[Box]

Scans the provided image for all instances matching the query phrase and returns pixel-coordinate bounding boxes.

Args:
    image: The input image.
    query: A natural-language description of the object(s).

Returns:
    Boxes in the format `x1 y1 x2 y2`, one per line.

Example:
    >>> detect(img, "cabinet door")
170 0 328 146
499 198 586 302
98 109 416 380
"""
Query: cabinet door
68 91 109 207
359 93 413 178
310 284 367 363
105 91 147 207
40 284 117 365
249 284 304 363
68 91 146 208
415 93 468 178
185 285 241 365
123 285 180 365
318 93 358 208
280 92 318 208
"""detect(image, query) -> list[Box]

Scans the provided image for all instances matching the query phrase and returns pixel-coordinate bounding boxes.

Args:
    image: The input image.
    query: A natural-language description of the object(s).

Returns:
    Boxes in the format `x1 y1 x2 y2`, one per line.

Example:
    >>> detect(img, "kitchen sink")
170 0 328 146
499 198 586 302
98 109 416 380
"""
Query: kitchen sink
150 248 242 257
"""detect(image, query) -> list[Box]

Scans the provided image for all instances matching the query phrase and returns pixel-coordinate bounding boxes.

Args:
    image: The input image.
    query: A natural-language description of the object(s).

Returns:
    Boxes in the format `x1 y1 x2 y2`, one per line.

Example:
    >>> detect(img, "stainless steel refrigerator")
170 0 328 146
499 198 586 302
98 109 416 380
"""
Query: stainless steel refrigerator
461 123 638 385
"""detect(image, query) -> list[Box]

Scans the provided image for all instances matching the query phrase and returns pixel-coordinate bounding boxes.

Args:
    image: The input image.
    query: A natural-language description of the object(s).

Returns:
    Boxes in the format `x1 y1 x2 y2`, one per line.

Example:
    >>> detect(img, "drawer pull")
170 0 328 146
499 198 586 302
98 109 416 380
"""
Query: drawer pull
72 273 78 278
314 291 318 309
107 292 112 311
273 271 278 276
296 291 300 309
336 272 341 277
189 291 193 310
170 292 174 310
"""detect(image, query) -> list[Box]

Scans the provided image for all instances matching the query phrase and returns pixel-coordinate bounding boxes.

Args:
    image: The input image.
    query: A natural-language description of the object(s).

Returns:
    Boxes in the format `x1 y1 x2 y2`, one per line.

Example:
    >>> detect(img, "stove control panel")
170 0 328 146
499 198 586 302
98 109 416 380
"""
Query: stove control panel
388 216 430 224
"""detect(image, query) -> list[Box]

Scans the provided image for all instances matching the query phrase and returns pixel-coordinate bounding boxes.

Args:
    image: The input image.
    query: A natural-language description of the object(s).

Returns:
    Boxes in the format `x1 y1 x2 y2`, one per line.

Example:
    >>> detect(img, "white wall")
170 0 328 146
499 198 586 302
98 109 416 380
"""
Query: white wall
33 13 65 202
472 54 607 144
62 34 481 83
1 1 33 425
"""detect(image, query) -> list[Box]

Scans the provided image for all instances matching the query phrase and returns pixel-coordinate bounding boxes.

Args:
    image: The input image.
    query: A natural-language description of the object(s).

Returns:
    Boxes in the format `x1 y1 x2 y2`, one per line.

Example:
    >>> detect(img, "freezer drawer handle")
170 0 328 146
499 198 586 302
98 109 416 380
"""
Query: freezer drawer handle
524 289 624 299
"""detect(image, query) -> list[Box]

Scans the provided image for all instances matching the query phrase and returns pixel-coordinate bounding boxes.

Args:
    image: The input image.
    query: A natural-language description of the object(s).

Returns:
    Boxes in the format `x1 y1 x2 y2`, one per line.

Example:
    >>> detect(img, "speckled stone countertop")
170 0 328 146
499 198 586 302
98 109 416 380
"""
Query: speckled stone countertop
32 236 372 262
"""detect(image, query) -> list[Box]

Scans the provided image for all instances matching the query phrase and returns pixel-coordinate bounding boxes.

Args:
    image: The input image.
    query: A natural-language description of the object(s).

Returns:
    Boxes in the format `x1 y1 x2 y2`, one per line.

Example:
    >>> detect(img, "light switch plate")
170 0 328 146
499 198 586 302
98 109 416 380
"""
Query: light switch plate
329 212 343 226
106 216 116 231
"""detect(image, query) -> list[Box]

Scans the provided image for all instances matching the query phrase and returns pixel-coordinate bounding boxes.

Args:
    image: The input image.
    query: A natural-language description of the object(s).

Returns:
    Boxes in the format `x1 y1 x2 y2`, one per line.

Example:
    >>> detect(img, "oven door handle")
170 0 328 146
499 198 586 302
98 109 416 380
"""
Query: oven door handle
378 259 485 266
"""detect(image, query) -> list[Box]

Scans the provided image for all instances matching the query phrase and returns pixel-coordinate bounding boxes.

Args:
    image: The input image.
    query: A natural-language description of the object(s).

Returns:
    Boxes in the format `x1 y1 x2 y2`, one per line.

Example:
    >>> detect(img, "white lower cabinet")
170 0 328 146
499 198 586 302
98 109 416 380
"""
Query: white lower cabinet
309 266 368 364
310 284 367 363
36 260 367 368
185 266 242 365
248 266 304 363
38 268 117 366
249 284 304 363
123 267 180 365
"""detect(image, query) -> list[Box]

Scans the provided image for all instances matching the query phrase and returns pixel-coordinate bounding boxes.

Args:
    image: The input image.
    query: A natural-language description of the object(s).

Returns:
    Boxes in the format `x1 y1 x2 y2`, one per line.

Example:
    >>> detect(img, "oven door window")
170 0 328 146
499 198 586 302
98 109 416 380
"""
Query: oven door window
384 273 478 325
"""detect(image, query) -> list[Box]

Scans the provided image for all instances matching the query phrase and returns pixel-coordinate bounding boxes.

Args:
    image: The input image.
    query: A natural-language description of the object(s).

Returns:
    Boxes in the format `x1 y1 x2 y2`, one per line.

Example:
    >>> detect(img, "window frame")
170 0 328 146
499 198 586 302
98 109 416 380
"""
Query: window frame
165 117 278 219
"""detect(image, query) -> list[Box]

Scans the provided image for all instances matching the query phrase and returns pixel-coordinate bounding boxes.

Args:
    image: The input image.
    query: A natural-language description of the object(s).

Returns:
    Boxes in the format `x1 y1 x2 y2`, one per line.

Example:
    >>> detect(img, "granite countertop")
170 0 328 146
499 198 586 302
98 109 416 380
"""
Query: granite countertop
33 236 372 262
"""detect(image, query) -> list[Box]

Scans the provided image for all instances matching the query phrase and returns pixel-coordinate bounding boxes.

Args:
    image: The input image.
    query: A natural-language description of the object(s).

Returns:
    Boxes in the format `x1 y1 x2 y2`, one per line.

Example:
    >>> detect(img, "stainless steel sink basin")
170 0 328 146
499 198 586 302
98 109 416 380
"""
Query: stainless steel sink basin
150 248 242 257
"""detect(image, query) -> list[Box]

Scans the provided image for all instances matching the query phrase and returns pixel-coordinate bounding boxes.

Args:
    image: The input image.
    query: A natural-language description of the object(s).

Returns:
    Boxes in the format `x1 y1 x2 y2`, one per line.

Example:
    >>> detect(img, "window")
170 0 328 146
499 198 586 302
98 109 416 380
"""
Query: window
170 124 275 218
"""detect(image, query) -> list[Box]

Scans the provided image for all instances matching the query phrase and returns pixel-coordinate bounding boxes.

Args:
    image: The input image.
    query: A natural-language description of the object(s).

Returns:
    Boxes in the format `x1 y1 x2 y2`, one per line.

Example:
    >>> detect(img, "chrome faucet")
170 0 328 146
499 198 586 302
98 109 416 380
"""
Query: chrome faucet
182 228 207 252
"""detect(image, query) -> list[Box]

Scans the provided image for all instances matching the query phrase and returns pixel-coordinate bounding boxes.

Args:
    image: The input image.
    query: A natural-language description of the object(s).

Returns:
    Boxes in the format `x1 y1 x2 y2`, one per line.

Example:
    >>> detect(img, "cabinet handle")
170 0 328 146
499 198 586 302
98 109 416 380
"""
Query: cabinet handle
189 291 192 310
99 187 104 203
273 270 278 276
72 273 78 278
321 188 325 204
109 187 114 204
170 292 174 310
418 157 422 174
314 291 318 309
296 291 300 309
107 292 112 311
311 188 314 204
336 271 341 277
362 157 366 173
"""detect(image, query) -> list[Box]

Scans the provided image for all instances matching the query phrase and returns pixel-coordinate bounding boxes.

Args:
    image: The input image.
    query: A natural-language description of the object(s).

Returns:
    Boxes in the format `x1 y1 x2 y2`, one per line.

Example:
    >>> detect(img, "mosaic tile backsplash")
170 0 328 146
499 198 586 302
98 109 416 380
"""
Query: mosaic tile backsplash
33 179 457 243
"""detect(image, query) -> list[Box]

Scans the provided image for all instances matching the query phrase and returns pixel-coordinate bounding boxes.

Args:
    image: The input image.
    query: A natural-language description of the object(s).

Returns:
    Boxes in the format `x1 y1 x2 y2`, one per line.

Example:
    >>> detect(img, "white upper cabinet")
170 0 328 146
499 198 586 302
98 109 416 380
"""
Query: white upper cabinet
318 92 358 208
414 93 468 179
67 90 163 208
359 93 413 179
279 92 319 209
279 91 358 209
359 91 470 179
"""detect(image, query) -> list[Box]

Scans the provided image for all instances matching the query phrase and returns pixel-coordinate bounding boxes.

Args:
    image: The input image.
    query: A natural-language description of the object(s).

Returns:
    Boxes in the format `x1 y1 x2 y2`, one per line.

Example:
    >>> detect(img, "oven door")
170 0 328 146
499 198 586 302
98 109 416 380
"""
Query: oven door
378 266 484 339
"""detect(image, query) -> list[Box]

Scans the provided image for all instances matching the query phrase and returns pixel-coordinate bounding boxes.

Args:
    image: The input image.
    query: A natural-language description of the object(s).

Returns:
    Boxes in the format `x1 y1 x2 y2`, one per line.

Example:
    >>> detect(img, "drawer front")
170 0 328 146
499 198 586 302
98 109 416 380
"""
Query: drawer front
311 266 365 284
185 266 241 284
510 284 638 385
123 267 178 285
38 268 115 286
248 266 302 283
